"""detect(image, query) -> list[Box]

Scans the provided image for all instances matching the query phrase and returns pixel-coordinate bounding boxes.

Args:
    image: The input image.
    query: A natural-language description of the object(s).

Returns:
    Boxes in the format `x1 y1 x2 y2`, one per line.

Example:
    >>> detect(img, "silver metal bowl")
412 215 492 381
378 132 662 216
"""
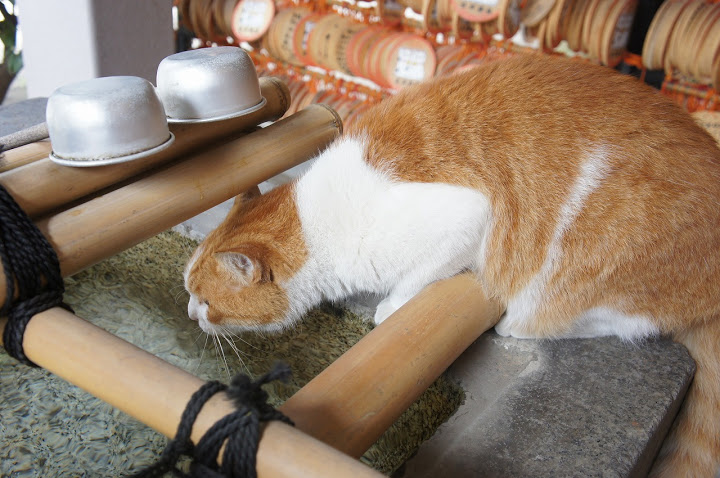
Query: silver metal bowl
46 76 173 165
156 46 265 123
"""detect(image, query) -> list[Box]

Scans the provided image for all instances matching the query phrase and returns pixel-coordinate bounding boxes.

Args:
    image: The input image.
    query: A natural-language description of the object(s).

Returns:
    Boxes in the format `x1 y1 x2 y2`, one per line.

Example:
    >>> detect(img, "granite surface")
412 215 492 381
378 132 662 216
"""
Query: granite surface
401 332 695 478
0 97 48 151
0 97 47 137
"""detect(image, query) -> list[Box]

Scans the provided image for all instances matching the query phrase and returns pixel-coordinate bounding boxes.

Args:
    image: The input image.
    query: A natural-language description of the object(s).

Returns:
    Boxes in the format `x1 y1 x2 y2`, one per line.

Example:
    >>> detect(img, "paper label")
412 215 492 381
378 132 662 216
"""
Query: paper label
302 20 315 51
394 48 428 82
459 0 499 7
455 0 499 17
235 0 269 34
282 11 306 51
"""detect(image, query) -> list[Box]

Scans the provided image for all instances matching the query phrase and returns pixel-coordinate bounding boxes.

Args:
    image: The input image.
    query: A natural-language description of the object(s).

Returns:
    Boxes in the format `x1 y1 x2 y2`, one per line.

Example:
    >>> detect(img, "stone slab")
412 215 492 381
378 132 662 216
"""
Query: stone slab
400 332 695 478
0 97 47 138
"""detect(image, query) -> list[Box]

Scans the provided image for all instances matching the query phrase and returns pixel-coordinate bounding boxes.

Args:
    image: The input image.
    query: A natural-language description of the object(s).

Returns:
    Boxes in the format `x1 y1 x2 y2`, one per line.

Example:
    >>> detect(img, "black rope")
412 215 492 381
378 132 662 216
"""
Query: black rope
0 184 67 366
132 363 294 478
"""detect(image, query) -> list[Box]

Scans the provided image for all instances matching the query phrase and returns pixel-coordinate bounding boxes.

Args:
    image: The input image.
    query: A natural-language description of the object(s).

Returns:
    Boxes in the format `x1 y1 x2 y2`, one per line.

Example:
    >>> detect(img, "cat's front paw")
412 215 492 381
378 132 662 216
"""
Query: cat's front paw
494 315 538 339
373 299 399 325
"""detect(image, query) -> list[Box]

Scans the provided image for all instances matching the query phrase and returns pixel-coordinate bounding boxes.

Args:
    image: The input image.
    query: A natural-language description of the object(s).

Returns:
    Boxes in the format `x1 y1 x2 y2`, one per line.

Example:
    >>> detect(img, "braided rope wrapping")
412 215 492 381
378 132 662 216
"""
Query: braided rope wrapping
0 184 66 366
132 363 295 478
0 183 294 476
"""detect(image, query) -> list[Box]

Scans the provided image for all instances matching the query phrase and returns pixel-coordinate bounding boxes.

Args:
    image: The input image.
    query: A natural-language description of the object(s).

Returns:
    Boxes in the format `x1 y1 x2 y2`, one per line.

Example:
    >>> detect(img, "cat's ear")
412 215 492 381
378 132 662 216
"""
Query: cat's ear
215 251 258 284
232 185 262 209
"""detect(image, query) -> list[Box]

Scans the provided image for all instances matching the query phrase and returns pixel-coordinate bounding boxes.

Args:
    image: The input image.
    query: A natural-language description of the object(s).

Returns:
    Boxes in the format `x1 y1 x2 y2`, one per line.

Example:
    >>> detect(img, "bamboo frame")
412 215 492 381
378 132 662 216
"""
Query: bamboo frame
0 98 504 476
0 104 342 306
0 76 291 219
0 272 500 476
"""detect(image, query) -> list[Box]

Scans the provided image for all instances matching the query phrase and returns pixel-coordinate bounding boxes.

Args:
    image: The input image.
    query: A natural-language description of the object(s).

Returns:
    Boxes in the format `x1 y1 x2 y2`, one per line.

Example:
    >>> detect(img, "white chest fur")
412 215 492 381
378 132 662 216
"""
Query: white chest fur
285 137 492 324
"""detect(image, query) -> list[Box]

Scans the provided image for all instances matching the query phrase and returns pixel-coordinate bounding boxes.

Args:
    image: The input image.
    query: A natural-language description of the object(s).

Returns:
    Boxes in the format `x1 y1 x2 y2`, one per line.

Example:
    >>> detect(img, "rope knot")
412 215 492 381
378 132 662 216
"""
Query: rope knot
0 184 67 366
132 363 294 478
228 362 293 420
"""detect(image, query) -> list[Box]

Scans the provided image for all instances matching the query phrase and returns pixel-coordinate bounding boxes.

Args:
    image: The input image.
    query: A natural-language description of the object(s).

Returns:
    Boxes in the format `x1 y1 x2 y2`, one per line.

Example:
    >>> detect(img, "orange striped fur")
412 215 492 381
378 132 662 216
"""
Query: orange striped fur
187 55 720 476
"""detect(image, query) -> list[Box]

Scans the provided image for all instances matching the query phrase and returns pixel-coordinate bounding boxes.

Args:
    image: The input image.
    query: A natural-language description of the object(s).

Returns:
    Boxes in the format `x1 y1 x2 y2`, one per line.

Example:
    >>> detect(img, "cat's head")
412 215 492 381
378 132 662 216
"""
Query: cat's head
184 243 290 334
183 185 308 335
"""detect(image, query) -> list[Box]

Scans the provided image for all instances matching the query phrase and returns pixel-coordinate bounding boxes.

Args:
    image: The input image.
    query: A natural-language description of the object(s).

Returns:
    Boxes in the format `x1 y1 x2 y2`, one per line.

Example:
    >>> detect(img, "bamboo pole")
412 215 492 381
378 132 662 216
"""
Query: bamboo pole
0 138 52 173
0 308 383 478
280 272 504 457
0 76 291 219
0 273 501 474
0 273 500 475
0 104 342 308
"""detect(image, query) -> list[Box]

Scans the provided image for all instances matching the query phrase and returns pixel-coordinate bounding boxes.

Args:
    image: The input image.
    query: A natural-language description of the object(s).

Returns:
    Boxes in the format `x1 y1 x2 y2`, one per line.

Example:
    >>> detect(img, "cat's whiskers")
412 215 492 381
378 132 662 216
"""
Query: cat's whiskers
220 333 251 376
221 326 261 351
191 327 207 346
213 333 231 380
192 332 210 375
256 327 271 341
218 326 252 357
169 283 184 294
171 284 189 306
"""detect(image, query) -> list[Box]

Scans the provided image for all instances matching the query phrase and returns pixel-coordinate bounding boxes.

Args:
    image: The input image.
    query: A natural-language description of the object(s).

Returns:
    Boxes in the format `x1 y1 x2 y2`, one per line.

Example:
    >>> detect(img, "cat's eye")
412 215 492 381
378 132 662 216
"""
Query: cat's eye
203 300 209 306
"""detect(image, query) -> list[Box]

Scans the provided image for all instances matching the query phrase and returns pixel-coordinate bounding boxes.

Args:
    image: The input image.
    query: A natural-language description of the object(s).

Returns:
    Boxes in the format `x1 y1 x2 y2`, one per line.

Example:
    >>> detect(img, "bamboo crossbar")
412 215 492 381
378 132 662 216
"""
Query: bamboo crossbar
0 138 51 173
281 273 503 457
0 274 501 477
0 104 342 308
0 76 291 219
0 308 383 478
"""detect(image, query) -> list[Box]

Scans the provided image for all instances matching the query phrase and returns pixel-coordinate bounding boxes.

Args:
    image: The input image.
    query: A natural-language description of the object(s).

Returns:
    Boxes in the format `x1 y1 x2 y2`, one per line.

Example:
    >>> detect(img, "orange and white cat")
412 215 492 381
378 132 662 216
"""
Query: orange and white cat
184 54 720 477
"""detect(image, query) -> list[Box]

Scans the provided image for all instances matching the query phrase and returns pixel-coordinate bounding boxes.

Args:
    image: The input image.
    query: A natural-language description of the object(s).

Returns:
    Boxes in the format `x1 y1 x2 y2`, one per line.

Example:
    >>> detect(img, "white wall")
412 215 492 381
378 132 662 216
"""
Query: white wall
18 0 174 98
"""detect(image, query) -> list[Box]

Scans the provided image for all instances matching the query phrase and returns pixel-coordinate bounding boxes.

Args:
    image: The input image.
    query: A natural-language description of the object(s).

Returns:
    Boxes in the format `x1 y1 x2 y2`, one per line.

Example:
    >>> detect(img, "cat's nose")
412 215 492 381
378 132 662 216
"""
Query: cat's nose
187 296 210 323
187 297 200 321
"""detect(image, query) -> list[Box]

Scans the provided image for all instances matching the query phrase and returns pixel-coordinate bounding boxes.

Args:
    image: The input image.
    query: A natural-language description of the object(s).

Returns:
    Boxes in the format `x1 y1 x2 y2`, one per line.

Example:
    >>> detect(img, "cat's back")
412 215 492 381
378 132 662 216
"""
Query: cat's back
349 54 720 329
350 54 720 186
353 53 709 132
